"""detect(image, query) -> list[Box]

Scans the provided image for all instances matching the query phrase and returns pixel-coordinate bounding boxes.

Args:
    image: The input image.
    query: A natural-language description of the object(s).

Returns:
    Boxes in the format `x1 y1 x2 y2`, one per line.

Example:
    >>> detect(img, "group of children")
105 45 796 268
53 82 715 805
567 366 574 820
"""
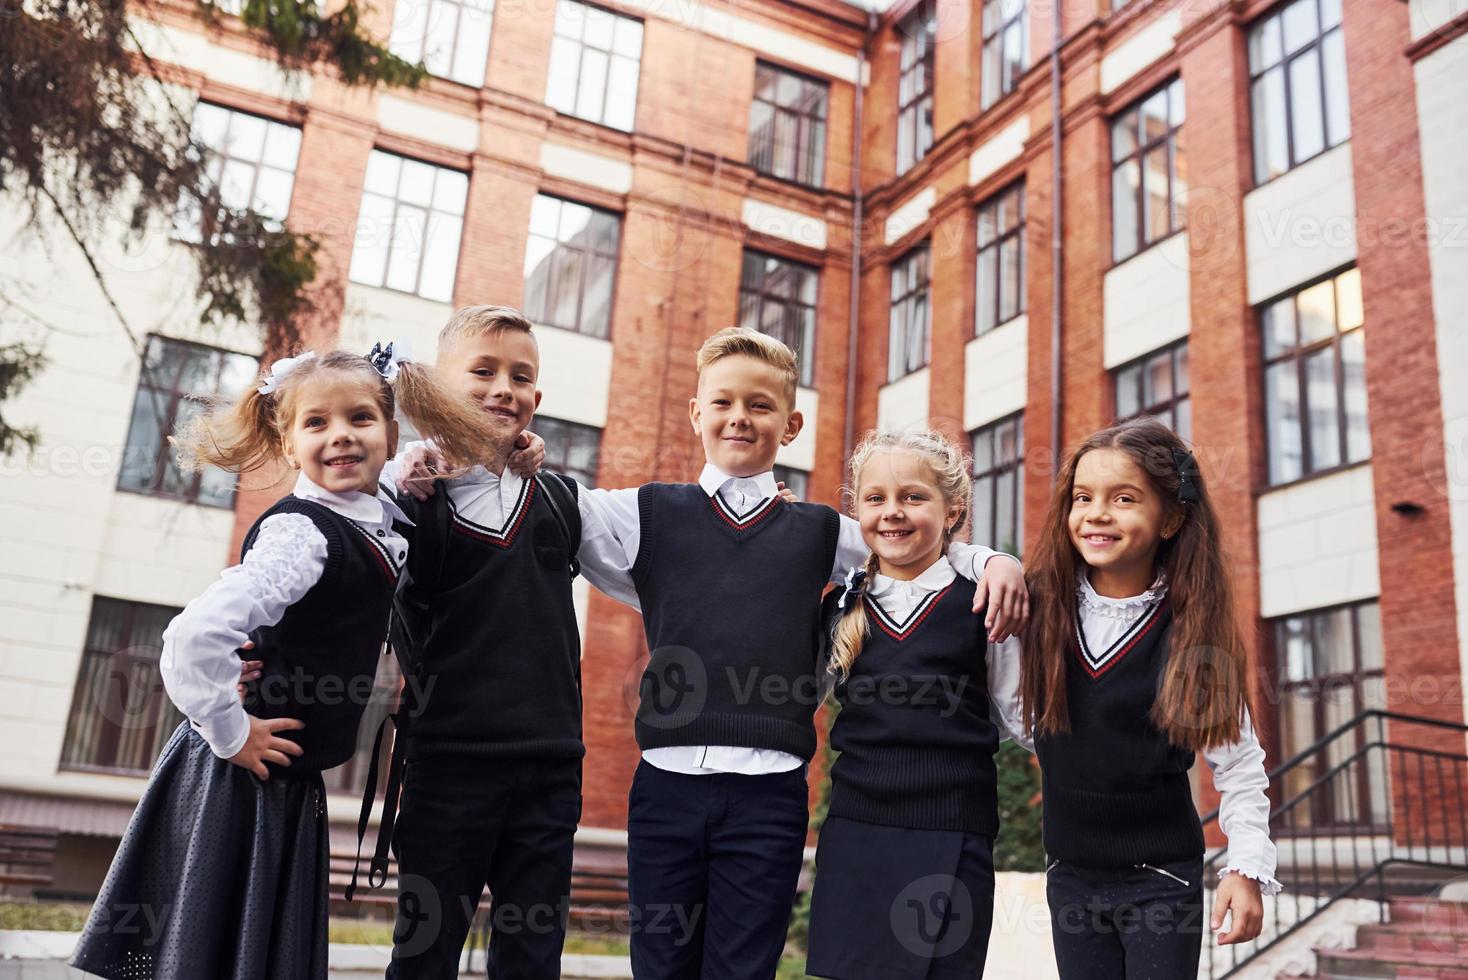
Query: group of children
71 306 1279 980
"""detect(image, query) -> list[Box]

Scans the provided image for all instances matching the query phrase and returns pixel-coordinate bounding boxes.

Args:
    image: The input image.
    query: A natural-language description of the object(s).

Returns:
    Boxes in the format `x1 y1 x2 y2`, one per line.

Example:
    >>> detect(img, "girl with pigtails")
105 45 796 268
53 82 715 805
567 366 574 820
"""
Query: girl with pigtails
71 342 510 980
805 428 1029 980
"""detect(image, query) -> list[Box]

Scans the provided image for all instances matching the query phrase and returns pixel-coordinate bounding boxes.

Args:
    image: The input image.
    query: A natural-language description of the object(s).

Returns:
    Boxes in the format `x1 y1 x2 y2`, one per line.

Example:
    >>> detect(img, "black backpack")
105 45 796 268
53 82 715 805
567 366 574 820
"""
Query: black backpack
345 473 581 900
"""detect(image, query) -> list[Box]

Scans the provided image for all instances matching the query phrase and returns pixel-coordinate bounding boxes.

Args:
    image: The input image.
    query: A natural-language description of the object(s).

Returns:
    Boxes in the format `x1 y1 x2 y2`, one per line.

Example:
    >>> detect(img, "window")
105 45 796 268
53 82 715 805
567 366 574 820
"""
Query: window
748 62 828 188
971 414 1024 556
1113 340 1191 442
737 251 818 387
545 0 643 132
176 102 301 242
388 0 494 87
60 598 185 775
896 0 936 175
774 465 809 501
117 335 258 507
1274 601 1388 830
981 0 1027 108
888 243 931 382
975 182 1025 335
1111 78 1186 262
1262 267 1369 485
534 416 602 487
523 194 621 339
349 150 468 302
1248 0 1349 183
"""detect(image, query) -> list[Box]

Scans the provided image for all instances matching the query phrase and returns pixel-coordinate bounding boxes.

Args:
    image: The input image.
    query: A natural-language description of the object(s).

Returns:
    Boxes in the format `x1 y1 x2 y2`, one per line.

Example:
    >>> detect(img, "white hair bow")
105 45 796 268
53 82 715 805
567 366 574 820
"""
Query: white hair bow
366 338 413 383
258 350 317 395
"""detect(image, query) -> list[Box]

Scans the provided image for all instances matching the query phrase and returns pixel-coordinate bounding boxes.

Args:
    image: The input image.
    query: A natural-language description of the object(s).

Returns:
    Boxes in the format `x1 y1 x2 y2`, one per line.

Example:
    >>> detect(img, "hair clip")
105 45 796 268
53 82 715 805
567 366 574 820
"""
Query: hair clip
1172 447 1201 504
835 565 868 611
257 351 316 395
366 338 412 383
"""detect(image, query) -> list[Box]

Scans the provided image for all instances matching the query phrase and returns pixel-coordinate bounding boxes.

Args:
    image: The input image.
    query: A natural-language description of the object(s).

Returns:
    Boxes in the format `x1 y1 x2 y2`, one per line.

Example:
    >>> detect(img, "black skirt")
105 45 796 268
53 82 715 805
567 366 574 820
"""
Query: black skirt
71 722 329 980
806 816 996 980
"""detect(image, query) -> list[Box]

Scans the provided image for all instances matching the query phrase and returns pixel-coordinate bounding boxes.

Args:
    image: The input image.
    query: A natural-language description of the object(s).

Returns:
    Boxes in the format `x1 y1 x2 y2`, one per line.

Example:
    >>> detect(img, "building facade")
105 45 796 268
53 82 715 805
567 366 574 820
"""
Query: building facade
1 0 1464 894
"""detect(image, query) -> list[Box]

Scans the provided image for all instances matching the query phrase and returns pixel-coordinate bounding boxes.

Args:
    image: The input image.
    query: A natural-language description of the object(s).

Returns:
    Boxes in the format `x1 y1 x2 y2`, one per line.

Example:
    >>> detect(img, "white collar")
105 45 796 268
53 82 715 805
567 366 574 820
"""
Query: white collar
868 555 956 598
293 472 414 528
697 463 778 501
1077 570 1167 617
444 462 521 492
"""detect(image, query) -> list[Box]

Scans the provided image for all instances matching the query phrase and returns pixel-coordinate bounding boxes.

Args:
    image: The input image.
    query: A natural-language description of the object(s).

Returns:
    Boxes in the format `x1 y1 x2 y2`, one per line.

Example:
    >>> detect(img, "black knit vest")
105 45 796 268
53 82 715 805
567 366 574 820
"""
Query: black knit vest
239 496 398 777
826 579 1001 835
630 483 841 760
401 476 584 759
1034 599 1204 868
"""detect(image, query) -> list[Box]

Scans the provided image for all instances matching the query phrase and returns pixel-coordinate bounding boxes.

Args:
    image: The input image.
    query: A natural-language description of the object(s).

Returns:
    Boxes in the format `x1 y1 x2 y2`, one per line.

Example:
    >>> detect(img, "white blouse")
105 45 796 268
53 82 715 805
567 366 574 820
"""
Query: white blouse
158 475 411 761
1077 573 1283 895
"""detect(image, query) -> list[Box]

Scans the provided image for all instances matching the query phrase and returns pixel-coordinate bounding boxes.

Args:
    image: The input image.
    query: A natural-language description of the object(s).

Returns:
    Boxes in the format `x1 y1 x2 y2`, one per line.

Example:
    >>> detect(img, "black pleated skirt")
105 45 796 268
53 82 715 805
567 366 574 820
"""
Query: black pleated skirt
71 722 329 980
806 816 996 980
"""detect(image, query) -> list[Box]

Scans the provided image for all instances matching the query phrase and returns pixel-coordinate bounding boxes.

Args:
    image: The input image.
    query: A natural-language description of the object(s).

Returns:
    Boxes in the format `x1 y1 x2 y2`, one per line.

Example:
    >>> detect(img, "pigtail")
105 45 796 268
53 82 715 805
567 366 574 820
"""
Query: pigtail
828 551 880 680
171 377 285 476
391 360 510 473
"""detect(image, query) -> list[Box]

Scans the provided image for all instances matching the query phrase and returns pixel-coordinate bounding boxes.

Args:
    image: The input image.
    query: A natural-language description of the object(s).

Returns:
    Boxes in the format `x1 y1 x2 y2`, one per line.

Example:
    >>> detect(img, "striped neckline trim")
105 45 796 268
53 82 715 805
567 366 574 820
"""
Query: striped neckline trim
865 584 952 641
710 490 781 530
1073 596 1168 679
448 476 536 548
343 519 399 584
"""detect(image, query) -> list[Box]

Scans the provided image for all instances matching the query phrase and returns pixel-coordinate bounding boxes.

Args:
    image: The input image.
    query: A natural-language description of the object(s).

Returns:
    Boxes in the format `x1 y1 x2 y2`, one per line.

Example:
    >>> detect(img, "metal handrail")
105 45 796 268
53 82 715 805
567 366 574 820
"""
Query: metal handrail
1199 709 1468 979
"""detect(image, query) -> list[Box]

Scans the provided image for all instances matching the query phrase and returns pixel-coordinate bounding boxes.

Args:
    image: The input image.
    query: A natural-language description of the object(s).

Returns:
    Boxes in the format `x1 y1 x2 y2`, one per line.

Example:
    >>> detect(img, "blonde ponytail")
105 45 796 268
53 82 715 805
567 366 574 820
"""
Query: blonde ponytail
391 359 508 473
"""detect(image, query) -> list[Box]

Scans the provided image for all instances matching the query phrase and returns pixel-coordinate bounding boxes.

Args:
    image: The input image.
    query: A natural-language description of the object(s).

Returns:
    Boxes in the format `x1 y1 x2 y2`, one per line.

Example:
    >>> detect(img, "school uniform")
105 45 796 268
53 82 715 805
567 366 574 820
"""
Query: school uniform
566 465 1017 980
1036 575 1281 980
71 475 410 980
379 456 584 980
806 557 1027 980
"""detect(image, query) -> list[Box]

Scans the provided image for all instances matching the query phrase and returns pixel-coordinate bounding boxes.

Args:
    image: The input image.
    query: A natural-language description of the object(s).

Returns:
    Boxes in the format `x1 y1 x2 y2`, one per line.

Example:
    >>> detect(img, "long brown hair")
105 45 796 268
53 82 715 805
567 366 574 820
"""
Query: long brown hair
173 349 506 479
1019 418 1250 751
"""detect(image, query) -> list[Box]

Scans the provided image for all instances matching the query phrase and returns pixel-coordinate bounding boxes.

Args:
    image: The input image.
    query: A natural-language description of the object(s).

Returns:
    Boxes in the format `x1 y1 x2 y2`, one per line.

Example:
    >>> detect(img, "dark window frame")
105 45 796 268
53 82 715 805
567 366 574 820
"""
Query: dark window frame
1260 265 1369 487
176 101 302 244
737 250 819 387
533 415 603 487
888 242 932 383
1110 77 1187 263
975 181 1026 336
981 0 1028 109
545 0 644 132
1247 0 1350 185
523 193 623 340
896 0 937 175
348 148 470 302
773 464 810 501
116 334 257 509
1112 339 1191 442
970 413 1025 556
747 61 829 189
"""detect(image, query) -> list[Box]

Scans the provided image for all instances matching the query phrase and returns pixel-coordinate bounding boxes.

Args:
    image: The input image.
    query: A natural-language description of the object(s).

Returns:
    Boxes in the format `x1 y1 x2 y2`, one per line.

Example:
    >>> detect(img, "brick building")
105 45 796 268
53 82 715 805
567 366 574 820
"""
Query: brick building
1 0 1465 902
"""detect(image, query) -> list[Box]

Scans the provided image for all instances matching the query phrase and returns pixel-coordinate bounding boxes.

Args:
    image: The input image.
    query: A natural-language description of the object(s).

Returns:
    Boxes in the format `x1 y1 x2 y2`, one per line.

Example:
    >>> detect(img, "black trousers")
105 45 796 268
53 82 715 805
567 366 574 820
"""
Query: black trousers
387 755 582 980
1045 855 1205 980
626 760 809 980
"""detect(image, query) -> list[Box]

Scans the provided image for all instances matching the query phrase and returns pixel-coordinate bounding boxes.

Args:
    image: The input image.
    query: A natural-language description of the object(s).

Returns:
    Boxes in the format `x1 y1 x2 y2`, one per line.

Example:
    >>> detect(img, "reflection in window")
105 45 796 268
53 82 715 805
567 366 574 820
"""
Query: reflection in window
523 194 621 339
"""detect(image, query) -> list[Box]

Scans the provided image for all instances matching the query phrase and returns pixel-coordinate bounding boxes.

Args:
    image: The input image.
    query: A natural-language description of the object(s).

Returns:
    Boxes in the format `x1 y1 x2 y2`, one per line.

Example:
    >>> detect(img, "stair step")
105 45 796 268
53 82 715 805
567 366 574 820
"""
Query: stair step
1388 899 1468 935
1356 924 1468 956
1317 947 1468 980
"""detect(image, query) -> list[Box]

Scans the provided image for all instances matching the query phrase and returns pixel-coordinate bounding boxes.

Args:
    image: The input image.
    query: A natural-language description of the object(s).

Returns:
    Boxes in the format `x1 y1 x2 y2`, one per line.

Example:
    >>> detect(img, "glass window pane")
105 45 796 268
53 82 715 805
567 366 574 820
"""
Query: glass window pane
1298 278 1336 344
546 37 581 112
523 235 555 320
971 474 994 546
529 194 561 237
224 112 267 162
613 17 643 57
1304 345 1342 471
1116 365 1141 419
422 0 457 76
453 4 494 86
978 204 998 248
972 429 994 473
1175 396 1192 442
1314 607 1354 675
583 5 614 48
1320 0 1342 29
218 158 255 211
1321 30 1351 146
1113 159 1140 261
386 204 428 293
1263 295 1297 357
389 0 428 61
400 159 437 207
1281 0 1319 54
252 167 294 222
418 212 463 302
1141 89 1169 144
363 150 401 197
1335 268 1363 331
557 200 593 243
999 238 1020 324
576 47 609 121
1356 603 1383 670
1288 48 1326 163
582 252 616 338
349 193 396 288
544 247 582 328
432 169 469 216
1174 343 1190 395
1253 68 1290 182
1142 145 1170 244
604 56 639 131
1340 330 1371 462
261 123 302 172
1280 615 1311 681
1143 351 1173 406
555 0 584 38
1170 129 1187 230
1267 361 1303 483
976 246 996 336
1249 15 1283 72
996 469 1016 554
1112 111 1137 162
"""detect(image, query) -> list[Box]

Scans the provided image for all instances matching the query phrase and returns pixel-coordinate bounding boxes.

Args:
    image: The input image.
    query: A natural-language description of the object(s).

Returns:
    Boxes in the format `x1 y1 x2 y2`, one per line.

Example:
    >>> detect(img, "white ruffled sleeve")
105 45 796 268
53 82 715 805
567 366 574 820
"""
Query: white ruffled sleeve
986 634 1034 753
1203 711 1284 896
159 513 329 759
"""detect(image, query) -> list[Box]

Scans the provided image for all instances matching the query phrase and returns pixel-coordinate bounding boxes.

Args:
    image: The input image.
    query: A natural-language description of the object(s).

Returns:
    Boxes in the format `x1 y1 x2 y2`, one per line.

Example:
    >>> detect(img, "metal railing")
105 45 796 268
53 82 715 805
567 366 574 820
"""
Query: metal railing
1200 709 1468 978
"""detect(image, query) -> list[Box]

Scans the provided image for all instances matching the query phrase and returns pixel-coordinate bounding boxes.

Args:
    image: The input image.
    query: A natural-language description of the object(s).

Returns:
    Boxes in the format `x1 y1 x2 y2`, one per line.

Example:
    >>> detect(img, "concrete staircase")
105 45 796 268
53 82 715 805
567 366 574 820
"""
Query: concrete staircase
1294 898 1468 980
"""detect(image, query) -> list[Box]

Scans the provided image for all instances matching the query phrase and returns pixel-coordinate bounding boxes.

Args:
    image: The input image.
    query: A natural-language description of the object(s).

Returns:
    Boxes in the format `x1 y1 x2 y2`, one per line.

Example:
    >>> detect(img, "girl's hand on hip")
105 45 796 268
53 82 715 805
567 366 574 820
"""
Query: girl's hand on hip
1212 873 1264 944
227 716 305 781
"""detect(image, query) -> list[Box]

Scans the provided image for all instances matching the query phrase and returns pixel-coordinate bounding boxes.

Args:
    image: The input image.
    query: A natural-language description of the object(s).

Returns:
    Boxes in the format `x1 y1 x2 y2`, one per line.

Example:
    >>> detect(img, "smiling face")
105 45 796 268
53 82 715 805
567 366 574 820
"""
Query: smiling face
1068 447 1182 595
281 374 399 495
689 353 802 478
438 328 542 450
856 448 963 581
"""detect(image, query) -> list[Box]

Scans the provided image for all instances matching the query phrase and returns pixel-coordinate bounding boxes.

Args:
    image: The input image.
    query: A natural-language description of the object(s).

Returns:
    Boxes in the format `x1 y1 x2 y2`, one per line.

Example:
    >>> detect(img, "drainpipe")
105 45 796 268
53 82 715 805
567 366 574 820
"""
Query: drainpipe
1048 4 1065 476
844 11 877 465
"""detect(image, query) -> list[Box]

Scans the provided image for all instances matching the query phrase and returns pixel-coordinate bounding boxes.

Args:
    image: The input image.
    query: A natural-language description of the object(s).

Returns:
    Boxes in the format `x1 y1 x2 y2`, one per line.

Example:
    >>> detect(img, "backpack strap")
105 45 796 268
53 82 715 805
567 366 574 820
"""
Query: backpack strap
535 472 581 579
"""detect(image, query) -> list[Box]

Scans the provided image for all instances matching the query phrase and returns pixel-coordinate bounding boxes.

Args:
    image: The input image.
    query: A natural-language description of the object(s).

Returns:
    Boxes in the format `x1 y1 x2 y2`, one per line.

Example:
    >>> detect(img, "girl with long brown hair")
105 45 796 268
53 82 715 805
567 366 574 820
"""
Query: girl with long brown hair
1022 417 1279 979
71 343 510 980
